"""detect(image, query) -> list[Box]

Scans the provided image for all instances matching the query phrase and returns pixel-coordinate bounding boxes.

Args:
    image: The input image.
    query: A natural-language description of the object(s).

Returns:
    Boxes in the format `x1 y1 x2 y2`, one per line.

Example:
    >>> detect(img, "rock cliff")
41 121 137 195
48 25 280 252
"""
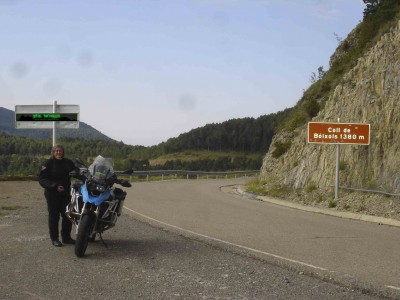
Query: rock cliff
260 20 400 195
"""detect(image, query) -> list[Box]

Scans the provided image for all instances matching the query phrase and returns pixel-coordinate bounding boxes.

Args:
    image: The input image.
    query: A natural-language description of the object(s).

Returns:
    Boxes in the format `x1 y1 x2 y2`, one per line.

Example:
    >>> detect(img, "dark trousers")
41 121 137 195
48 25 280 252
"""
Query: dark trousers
45 190 72 241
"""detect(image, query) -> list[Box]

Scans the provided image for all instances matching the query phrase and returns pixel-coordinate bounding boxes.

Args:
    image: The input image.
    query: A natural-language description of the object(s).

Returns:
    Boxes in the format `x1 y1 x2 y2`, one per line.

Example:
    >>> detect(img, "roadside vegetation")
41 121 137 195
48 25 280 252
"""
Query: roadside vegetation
0 133 262 177
0 205 27 218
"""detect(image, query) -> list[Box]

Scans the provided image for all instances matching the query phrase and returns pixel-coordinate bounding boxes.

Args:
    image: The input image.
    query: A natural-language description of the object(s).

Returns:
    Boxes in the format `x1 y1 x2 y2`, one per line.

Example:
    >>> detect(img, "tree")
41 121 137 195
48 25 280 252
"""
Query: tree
333 32 343 45
310 66 326 84
363 0 382 17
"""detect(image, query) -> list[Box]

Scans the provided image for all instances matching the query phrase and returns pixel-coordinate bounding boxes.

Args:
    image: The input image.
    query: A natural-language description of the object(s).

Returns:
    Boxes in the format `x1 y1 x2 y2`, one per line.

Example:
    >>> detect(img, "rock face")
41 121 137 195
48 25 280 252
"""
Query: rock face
261 21 400 194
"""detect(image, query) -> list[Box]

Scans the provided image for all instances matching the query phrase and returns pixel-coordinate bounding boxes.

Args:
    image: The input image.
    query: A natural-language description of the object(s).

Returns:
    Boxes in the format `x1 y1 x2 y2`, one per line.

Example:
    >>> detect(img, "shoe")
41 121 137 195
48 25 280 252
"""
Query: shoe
52 239 63 247
62 237 75 245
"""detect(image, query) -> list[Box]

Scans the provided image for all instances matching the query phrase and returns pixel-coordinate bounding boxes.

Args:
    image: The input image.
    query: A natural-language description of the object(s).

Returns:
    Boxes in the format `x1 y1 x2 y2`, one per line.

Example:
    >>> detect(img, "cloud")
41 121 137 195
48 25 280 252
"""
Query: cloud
76 51 94 68
43 78 63 97
9 61 29 79
178 93 197 111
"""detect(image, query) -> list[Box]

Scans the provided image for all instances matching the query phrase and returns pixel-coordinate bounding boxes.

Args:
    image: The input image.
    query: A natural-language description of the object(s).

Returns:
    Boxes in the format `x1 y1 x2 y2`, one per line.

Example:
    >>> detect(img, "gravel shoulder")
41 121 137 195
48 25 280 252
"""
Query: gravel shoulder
0 181 392 299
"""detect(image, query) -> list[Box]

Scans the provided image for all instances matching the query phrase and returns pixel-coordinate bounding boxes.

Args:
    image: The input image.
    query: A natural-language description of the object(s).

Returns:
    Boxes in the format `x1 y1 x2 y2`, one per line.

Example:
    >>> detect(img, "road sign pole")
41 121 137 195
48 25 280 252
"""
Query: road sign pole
335 143 340 200
335 118 340 200
53 100 57 146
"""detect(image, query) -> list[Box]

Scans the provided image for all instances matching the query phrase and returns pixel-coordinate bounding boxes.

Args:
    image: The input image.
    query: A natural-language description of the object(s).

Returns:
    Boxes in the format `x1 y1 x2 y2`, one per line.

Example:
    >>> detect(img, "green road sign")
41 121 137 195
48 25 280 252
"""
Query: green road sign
16 113 79 122
15 104 80 129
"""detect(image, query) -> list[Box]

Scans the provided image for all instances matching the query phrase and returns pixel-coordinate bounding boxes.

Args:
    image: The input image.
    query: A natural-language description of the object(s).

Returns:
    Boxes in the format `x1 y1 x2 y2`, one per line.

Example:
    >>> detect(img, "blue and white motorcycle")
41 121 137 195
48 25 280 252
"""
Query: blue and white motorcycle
67 155 132 257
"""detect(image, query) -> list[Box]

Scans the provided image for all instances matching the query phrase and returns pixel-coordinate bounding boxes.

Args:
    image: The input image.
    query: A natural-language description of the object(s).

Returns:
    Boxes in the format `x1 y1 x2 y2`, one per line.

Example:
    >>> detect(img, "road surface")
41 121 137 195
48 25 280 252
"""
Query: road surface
0 180 398 299
124 178 400 295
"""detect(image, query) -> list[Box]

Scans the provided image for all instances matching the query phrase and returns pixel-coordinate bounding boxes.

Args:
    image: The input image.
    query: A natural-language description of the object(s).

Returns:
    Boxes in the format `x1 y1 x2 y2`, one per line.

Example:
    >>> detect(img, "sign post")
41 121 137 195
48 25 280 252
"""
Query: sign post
335 119 340 200
15 101 80 146
308 121 370 199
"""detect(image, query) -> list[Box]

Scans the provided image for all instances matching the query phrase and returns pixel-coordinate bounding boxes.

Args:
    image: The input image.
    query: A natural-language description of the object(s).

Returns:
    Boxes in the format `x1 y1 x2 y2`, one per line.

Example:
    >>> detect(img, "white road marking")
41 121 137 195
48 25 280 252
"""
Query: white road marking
123 206 328 271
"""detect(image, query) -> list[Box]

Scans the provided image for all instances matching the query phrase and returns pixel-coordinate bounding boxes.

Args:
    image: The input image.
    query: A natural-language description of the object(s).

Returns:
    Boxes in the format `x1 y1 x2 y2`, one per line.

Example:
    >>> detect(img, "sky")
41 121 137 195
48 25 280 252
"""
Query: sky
0 0 365 146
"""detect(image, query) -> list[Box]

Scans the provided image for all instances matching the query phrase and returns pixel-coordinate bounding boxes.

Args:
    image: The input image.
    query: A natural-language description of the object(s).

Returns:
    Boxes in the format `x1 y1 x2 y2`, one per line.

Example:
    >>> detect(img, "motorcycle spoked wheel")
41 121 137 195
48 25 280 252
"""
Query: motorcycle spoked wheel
75 214 94 257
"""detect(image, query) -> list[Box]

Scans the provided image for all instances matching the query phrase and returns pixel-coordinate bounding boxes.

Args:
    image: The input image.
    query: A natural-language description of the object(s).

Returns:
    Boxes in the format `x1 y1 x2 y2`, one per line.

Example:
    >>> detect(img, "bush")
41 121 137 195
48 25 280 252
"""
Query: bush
246 179 268 196
339 160 347 171
304 99 320 118
272 141 292 158
306 181 317 193
328 200 337 208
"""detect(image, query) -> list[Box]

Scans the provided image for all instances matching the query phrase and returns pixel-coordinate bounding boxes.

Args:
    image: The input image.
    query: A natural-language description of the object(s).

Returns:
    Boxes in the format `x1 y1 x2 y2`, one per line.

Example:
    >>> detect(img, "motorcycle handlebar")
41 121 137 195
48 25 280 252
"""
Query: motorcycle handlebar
114 169 133 175
69 169 132 188
116 179 132 188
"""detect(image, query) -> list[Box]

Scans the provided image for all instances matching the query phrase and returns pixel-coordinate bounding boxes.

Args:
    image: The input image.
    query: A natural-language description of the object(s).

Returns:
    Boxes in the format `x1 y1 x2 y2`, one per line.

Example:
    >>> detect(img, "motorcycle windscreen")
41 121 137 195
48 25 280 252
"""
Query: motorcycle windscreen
81 183 111 205
88 155 115 184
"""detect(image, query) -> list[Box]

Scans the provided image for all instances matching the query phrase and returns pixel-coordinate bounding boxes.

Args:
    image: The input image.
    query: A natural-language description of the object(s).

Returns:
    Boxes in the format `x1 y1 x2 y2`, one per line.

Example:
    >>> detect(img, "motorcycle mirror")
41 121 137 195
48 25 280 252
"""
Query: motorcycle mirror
123 169 134 175
121 180 132 188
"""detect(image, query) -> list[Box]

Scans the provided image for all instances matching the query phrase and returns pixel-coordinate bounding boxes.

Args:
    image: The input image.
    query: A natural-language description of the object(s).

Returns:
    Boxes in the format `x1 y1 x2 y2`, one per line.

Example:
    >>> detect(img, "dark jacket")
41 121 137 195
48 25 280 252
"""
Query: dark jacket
39 157 76 195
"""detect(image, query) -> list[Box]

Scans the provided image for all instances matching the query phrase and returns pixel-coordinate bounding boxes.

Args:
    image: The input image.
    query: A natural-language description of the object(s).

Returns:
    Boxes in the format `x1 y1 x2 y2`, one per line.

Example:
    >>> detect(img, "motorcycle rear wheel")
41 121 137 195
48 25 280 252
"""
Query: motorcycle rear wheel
75 214 94 257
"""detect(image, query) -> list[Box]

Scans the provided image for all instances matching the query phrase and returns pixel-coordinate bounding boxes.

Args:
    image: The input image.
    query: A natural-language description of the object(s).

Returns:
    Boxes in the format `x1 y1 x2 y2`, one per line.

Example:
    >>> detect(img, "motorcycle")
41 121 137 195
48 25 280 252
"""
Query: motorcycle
66 155 132 257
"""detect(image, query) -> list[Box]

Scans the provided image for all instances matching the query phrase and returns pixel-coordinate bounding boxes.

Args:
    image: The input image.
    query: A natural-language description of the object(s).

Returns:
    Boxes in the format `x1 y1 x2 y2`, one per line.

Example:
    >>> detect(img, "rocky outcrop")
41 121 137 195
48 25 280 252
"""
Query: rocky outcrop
261 20 400 194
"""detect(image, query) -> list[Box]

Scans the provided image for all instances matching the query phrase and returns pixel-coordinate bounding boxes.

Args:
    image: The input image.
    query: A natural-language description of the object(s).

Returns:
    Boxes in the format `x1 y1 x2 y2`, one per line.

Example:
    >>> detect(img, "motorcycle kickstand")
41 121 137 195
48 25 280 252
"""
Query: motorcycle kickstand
99 233 108 248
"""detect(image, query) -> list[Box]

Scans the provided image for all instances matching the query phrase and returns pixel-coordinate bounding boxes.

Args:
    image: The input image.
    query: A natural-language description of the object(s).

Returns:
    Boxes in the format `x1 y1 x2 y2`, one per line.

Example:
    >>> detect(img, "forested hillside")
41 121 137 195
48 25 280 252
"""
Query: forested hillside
0 133 262 176
1 105 288 175
162 109 291 154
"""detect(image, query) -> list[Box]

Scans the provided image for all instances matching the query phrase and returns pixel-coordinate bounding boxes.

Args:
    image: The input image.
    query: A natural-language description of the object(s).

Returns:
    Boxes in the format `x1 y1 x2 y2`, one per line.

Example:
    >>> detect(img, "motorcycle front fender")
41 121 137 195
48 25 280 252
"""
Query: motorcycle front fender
82 209 96 217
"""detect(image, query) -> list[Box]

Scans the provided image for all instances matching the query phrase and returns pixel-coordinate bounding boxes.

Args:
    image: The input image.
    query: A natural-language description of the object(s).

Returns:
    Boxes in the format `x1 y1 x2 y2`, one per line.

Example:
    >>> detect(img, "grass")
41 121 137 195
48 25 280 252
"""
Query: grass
149 150 262 166
246 179 288 197
1 205 26 210
0 205 27 217
0 176 38 182
246 179 268 196
306 181 317 193
328 200 337 208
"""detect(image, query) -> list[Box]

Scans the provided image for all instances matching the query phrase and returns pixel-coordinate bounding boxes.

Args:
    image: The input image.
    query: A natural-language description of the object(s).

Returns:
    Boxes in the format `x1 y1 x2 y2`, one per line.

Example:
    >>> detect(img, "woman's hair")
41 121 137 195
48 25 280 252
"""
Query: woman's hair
51 144 65 158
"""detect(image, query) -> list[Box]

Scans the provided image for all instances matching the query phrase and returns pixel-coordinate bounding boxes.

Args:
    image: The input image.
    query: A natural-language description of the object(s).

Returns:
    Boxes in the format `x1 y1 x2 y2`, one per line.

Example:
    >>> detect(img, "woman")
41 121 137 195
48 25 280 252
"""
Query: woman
39 144 76 247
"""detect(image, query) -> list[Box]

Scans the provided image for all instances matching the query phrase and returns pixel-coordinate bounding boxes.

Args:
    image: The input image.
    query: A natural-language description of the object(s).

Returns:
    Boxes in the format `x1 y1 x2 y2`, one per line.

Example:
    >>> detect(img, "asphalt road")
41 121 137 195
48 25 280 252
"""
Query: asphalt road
124 178 400 297
0 180 398 299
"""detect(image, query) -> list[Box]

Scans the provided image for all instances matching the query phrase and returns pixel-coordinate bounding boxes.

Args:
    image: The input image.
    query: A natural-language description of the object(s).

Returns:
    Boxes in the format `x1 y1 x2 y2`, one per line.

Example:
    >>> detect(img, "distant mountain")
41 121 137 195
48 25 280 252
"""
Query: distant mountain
0 107 114 141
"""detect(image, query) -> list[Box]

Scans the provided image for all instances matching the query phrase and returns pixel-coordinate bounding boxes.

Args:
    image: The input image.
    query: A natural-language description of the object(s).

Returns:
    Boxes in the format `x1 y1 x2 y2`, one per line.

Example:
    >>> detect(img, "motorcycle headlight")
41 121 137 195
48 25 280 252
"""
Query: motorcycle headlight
95 185 105 192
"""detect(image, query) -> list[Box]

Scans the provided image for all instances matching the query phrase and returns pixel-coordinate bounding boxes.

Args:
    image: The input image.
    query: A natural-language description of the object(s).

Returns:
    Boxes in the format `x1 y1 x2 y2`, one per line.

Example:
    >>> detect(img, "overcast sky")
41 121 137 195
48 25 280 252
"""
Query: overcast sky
0 0 365 146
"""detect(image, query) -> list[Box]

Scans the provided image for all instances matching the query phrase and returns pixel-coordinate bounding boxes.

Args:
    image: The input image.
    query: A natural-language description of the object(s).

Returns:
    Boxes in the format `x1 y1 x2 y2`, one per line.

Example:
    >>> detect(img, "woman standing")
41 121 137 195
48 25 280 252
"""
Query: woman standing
39 144 76 247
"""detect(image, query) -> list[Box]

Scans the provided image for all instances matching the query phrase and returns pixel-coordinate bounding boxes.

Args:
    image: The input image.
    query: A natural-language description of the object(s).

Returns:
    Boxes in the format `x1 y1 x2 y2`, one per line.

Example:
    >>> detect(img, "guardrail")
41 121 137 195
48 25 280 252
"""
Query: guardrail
124 170 260 182
338 186 400 197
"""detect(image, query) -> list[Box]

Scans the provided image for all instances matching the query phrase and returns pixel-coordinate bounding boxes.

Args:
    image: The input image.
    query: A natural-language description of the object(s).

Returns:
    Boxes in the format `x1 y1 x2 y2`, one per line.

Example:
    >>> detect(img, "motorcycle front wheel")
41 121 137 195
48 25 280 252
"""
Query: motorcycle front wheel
75 214 94 257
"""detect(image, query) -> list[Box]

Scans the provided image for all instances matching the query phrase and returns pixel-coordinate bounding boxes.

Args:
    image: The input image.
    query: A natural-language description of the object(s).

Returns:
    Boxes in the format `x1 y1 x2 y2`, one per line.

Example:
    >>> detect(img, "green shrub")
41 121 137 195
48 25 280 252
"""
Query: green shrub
272 141 292 158
367 178 376 189
305 181 317 193
267 186 288 198
304 98 320 118
328 200 337 208
246 179 268 196
339 160 346 171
